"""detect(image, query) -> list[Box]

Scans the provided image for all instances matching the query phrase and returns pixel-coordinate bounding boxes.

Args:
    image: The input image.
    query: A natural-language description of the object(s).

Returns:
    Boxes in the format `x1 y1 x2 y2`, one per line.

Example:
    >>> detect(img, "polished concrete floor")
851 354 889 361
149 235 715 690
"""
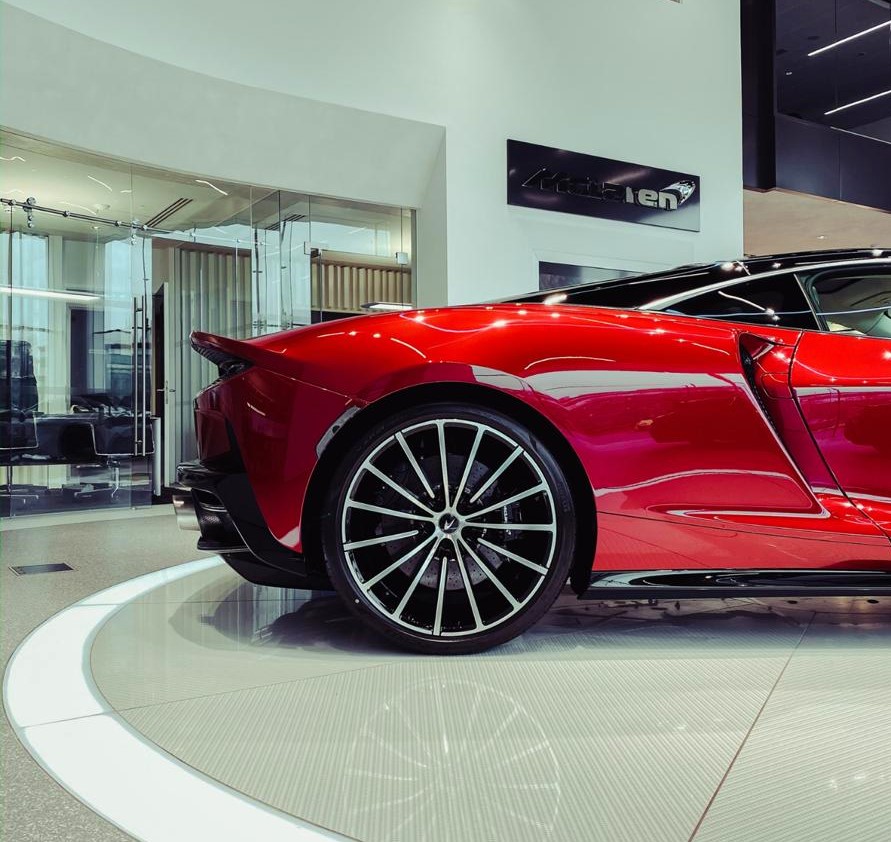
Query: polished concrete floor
5 514 891 841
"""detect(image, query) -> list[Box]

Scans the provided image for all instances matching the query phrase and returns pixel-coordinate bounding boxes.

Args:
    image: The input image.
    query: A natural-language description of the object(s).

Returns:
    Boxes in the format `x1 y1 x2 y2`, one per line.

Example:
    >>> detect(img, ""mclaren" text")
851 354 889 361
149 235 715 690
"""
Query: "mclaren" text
522 168 680 211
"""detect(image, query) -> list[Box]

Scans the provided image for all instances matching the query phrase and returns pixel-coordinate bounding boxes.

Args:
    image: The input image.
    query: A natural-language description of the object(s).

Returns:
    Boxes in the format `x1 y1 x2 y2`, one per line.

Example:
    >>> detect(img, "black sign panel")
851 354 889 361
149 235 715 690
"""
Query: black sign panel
507 139 701 232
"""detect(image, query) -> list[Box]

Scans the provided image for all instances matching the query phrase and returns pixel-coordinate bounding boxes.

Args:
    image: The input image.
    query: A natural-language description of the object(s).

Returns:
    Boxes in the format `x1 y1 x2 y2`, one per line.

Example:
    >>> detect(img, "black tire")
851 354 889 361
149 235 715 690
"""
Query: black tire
320 402 577 654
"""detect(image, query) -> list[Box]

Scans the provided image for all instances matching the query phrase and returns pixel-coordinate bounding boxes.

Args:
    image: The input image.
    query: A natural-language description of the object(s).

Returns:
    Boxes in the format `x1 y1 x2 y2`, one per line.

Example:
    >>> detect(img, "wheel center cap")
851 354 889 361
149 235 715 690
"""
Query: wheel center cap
439 514 460 534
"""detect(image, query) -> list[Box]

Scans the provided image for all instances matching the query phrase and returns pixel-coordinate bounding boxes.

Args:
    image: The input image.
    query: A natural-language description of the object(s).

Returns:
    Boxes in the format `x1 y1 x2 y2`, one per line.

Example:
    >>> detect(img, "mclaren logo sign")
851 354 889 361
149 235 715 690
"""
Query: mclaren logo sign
507 140 701 232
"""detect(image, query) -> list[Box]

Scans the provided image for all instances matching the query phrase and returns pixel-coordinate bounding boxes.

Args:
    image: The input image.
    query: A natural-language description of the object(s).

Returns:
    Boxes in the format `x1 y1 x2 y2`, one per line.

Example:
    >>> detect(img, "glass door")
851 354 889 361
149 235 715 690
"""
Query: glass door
0 201 153 516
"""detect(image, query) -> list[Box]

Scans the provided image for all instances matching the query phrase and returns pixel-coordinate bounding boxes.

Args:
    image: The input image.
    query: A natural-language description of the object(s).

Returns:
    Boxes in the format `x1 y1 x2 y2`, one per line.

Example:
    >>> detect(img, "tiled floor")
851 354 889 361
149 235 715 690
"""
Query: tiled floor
6 515 891 841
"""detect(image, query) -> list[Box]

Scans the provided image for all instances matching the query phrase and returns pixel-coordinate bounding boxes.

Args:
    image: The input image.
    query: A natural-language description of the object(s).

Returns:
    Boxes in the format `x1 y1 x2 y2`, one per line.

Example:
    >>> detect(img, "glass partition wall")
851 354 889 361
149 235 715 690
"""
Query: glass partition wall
0 131 415 517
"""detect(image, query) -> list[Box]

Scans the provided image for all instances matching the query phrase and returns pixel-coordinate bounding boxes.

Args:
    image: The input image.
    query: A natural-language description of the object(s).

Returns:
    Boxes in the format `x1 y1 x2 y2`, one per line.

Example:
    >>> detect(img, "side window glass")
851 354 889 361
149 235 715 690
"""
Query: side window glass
661 275 820 330
564 272 719 308
804 268 891 339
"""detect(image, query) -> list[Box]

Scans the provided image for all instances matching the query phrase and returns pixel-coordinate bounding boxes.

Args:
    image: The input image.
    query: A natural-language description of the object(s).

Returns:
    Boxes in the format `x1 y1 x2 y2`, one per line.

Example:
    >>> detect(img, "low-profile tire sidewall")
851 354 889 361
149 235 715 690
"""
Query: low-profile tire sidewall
320 402 578 655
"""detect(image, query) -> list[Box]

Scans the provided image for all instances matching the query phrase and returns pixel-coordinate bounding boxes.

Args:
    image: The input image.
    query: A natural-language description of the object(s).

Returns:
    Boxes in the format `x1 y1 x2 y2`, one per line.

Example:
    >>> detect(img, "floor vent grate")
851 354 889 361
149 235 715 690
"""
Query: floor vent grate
9 563 74 576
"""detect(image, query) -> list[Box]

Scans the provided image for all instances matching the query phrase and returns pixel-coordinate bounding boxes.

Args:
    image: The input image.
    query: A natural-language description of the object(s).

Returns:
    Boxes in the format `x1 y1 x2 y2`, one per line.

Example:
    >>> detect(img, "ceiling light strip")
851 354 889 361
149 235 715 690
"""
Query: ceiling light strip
195 179 229 196
825 87 891 116
808 20 891 57
0 285 100 302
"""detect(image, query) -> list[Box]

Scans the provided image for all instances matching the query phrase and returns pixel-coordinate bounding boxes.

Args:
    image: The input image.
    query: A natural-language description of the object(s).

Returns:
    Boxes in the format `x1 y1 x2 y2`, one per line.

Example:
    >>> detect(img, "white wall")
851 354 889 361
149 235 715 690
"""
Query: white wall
1 0 743 304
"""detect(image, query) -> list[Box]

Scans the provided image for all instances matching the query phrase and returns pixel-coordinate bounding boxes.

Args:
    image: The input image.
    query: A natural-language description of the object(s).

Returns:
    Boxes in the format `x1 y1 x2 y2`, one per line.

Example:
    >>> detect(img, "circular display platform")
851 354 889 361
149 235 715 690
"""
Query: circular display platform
7 558 891 842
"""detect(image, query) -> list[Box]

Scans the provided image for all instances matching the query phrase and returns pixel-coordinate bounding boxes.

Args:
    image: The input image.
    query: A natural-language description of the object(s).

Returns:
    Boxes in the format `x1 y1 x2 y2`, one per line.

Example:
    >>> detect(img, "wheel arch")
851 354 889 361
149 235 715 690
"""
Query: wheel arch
301 380 597 595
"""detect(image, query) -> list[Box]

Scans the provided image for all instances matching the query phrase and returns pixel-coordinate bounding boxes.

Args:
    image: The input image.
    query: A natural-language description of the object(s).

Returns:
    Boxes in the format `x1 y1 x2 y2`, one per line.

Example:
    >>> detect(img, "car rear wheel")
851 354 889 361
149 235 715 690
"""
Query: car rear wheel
321 402 577 654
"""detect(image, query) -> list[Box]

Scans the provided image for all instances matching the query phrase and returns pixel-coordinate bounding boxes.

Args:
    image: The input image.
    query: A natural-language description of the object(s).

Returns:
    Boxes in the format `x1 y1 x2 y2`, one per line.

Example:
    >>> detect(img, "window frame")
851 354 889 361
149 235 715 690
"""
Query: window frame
646 269 822 331
799 265 891 338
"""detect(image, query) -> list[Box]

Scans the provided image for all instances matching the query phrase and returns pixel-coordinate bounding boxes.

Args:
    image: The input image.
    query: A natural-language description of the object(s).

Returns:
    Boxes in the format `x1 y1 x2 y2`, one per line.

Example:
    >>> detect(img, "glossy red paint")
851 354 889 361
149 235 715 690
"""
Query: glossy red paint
192 303 891 570
792 330 891 537
194 365 356 547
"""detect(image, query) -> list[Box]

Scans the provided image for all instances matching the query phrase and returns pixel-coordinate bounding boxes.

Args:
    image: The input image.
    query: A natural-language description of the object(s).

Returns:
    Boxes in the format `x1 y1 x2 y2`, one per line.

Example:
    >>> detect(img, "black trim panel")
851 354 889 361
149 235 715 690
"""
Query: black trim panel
582 569 891 601
175 460 331 590
222 551 333 591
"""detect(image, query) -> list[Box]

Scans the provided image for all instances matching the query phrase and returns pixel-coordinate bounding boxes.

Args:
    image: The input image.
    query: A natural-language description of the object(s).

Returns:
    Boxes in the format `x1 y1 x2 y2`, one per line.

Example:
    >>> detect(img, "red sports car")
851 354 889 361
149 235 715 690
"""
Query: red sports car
174 248 891 653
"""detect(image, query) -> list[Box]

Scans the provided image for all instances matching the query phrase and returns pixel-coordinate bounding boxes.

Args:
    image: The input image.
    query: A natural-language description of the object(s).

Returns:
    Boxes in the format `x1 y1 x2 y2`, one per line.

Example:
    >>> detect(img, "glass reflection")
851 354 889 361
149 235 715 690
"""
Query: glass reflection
0 130 416 516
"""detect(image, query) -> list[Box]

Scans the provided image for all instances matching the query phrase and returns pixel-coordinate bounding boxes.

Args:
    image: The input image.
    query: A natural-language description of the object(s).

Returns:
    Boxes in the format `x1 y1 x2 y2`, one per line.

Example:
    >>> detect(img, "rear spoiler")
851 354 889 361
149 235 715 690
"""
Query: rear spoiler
190 330 294 379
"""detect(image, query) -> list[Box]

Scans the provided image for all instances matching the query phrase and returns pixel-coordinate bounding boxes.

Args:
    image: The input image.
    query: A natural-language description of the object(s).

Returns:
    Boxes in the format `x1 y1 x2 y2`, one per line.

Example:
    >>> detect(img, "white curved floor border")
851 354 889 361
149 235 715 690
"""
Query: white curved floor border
3 557 349 842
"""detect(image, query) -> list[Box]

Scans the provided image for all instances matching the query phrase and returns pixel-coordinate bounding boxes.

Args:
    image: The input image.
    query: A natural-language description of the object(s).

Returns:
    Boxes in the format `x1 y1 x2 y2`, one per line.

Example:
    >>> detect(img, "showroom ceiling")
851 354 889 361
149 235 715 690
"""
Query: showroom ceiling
776 0 891 140
0 132 404 242
0 131 261 239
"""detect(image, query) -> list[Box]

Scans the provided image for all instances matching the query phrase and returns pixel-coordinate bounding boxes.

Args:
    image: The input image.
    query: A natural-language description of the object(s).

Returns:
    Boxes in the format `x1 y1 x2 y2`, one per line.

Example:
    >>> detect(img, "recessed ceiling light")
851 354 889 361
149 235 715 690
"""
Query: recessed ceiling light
817 234 826 240
785 71 793 76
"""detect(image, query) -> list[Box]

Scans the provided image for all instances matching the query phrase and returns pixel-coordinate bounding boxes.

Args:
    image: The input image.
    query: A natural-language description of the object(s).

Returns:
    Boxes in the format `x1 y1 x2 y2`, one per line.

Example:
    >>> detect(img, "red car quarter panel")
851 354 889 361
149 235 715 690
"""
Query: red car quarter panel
792 331 891 538
195 365 356 549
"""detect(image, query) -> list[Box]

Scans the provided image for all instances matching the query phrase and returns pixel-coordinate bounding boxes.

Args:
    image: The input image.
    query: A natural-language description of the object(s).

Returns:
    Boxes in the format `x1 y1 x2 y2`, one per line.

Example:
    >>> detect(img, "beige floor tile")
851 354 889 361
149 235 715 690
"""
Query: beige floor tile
693 645 891 842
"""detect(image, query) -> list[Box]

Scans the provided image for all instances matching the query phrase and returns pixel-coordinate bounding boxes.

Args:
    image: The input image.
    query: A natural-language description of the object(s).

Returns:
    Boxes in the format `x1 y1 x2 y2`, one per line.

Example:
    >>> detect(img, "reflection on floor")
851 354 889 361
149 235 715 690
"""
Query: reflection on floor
90 564 891 842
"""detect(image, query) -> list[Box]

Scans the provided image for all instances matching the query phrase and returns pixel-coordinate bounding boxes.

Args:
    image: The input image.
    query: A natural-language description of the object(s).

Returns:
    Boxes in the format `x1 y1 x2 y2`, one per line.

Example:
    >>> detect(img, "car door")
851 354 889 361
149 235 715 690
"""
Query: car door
792 327 891 538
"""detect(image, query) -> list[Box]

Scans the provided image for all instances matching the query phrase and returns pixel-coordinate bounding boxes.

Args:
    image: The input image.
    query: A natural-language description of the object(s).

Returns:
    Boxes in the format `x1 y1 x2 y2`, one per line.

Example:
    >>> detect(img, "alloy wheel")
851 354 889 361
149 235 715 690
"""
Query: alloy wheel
340 419 557 637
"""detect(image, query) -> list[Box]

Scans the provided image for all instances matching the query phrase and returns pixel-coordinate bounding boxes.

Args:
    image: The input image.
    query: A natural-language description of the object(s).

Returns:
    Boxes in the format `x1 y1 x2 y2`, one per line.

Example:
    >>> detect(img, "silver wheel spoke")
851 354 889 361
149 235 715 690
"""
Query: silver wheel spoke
468 446 523 504
364 463 437 516
394 538 442 618
436 420 450 509
464 522 555 532
432 557 449 636
454 540 484 631
454 426 485 507
458 536 521 609
361 533 438 590
344 529 420 551
478 537 548 575
343 418 558 637
396 431 435 499
346 500 435 522
465 483 547 520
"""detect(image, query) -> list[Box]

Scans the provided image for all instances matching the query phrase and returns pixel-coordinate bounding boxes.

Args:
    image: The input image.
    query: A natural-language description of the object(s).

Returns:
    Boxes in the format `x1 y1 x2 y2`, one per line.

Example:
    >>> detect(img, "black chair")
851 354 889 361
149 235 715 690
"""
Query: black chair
62 393 154 502
0 340 44 506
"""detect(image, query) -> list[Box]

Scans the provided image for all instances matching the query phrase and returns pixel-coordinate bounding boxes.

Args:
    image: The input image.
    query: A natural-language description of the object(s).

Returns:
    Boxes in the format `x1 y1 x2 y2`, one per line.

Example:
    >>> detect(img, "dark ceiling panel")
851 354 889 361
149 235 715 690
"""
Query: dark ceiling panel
775 0 891 139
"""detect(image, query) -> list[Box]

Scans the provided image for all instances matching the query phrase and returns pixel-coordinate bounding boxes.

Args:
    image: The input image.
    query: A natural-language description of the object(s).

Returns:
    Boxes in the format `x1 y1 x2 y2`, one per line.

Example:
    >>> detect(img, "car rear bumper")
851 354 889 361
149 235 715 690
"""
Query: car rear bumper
173 460 331 590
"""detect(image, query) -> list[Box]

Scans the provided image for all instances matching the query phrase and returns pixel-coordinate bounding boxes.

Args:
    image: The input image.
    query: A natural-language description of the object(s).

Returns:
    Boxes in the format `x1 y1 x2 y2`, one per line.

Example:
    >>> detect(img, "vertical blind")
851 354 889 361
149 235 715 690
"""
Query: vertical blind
174 245 252 465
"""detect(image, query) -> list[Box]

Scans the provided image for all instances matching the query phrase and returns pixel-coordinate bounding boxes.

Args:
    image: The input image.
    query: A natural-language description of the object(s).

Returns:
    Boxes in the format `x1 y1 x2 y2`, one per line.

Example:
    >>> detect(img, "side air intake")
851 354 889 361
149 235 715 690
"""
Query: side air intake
738 332 840 489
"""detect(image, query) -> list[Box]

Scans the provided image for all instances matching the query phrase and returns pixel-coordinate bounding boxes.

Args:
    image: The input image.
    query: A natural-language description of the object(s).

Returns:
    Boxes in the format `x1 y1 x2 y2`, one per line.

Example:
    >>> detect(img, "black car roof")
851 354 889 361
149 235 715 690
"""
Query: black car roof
509 247 891 306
